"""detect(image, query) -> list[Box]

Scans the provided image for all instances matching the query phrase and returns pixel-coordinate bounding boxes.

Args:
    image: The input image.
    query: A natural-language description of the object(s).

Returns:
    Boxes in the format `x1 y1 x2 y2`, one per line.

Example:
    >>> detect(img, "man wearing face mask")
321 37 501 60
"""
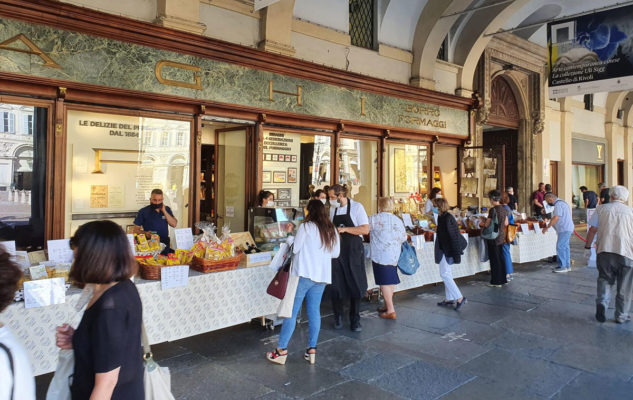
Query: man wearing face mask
328 184 369 332
542 193 574 273
134 188 178 254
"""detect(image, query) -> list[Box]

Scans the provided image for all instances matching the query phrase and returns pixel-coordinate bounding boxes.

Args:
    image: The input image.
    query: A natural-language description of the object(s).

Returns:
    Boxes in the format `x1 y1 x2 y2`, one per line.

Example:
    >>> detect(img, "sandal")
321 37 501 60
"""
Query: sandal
437 300 455 307
266 348 288 365
377 306 387 313
304 347 316 364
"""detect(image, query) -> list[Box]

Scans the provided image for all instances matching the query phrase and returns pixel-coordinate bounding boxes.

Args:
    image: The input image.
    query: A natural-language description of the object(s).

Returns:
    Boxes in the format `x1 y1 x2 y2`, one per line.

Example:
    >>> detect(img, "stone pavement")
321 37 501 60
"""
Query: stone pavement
35 234 633 399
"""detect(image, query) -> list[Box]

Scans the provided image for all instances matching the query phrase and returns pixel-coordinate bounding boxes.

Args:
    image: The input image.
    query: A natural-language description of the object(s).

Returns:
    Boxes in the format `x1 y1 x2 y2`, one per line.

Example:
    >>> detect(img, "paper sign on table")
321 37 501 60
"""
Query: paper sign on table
0 240 16 255
401 213 414 228
461 233 469 247
127 234 136 256
161 265 189 290
411 235 425 249
175 228 194 250
15 251 30 268
24 278 66 308
30 265 48 280
28 250 47 265
520 224 531 235
47 239 73 263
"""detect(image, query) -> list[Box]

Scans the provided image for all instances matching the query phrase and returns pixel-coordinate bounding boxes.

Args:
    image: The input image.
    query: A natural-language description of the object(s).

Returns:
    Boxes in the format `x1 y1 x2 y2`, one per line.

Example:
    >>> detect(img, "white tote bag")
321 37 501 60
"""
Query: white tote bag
46 285 94 400
142 324 175 400
276 272 299 319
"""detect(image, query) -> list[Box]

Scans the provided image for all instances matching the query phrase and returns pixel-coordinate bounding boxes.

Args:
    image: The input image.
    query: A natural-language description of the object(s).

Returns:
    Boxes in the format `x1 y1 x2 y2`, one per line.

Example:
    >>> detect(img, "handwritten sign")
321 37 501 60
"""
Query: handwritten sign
401 213 414 228
0 240 16 255
24 278 66 308
520 224 531 235
175 228 194 250
47 239 74 263
127 234 136 255
29 265 48 280
161 265 189 290
246 251 272 267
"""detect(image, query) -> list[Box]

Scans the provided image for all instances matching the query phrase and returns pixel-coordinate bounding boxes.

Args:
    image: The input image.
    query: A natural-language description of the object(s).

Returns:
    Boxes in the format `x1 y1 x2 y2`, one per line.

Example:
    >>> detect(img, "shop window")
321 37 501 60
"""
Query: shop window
177 132 185 146
338 138 377 214
386 143 429 201
24 114 33 135
217 129 247 232
0 103 47 251
65 110 191 238
349 0 375 50
261 130 331 207
1 112 16 133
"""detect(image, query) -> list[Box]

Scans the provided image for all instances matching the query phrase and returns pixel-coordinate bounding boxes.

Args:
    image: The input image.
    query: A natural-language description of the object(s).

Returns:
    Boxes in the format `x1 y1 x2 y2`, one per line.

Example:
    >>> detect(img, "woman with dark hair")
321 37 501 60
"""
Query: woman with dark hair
267 200 340 365
257 190 275 207
500 191 515 281
482 190 509 287
424 187 442 214
312 189 327 204
55 220 143 399
434 198 467 310
0 249 35 400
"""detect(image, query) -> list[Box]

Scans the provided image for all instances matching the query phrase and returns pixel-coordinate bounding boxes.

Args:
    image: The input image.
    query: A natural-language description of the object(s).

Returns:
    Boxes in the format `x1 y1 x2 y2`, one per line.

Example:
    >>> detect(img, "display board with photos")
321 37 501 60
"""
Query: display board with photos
459 146 505 211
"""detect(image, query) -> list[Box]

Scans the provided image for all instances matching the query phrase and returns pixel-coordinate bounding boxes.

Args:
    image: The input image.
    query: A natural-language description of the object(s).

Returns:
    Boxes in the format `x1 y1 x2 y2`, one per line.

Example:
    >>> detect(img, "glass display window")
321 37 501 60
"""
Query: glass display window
338 137 378 215
65 109 191 237
261 130 331 206
386 142 429 202
0 102 48 250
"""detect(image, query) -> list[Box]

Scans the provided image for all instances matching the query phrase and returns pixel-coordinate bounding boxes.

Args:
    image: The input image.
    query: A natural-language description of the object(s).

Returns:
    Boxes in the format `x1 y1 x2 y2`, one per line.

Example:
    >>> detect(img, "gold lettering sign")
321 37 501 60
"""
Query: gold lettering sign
0 34 61 68
269 80 302 106
596 144 603 161
360 97 366 116
92 148 141 174
155 60 202 90
397 102 447 129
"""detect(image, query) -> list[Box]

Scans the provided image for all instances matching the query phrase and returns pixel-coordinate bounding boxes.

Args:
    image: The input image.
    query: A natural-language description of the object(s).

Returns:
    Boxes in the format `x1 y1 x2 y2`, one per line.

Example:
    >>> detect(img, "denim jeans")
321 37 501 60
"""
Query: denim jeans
556 231 572 268
502 243 513 274
278 277 326 349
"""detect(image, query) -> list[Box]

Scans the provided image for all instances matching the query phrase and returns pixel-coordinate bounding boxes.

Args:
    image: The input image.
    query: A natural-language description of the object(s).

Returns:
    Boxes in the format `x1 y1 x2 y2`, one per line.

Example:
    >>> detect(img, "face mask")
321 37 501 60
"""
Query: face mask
436 194 442 199
267 201 275 207
150 202 162 210
432 207 439 214
320 198 327 205
331 200 341 208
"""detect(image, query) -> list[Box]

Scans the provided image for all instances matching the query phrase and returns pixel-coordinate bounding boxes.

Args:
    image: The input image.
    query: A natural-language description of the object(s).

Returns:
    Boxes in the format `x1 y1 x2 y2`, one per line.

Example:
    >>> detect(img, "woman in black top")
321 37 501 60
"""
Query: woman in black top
434 198 468 310
55 220 143 399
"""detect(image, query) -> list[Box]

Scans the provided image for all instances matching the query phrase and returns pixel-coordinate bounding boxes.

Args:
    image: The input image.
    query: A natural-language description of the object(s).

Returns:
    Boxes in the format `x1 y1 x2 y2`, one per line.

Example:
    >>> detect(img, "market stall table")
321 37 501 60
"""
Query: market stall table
510 230 558 263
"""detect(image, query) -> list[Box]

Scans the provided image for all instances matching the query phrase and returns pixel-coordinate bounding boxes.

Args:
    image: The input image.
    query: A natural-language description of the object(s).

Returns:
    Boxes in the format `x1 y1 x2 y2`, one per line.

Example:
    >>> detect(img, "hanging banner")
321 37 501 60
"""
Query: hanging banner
547 4 633 98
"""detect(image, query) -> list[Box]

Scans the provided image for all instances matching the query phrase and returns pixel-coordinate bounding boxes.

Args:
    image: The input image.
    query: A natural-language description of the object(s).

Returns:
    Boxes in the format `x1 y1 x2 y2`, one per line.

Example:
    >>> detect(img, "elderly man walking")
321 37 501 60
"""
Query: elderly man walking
586 185 633 324
542 193 574 273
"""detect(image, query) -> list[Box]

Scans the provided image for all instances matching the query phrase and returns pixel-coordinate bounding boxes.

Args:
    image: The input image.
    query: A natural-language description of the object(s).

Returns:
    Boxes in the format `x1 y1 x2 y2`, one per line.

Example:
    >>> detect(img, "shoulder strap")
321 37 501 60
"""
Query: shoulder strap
0 343 14 400
346 199 352 216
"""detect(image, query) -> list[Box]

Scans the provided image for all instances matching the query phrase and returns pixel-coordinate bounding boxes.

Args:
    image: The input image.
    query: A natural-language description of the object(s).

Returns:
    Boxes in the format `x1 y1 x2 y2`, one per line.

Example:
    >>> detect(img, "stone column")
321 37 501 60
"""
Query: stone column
559 102 573 203
604 122 620 187
155 0 206 35
259 0 296 56
625 126 633 206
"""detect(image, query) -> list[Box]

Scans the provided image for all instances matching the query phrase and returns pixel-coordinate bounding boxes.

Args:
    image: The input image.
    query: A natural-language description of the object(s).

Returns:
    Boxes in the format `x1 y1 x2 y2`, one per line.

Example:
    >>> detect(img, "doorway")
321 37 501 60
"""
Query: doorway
483 128 518 191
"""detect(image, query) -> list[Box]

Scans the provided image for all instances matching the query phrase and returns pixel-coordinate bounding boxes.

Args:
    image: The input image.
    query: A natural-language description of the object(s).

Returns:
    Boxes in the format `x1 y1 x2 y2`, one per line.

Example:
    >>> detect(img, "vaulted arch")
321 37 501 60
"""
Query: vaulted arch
605 91 628 124
622 92 633 128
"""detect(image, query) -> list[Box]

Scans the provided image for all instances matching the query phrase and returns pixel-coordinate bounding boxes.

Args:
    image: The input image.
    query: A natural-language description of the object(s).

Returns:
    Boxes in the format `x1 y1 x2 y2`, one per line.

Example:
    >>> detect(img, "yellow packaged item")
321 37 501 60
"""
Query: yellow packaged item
148 234 161 251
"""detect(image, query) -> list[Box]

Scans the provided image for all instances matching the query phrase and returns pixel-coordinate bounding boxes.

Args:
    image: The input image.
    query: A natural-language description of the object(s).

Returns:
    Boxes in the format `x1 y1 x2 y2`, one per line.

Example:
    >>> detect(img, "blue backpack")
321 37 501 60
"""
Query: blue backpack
398 241 420 275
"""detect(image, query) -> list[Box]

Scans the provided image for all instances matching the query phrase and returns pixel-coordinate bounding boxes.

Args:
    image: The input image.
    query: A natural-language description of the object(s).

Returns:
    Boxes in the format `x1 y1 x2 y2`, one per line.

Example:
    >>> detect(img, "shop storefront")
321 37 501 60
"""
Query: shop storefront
571 137 606 208
0 0 561 376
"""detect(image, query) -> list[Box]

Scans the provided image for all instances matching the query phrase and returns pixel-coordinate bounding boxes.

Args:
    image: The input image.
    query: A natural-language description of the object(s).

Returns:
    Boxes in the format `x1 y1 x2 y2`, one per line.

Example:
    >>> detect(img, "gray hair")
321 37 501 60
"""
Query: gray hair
610 185 629 202
544 193 557 202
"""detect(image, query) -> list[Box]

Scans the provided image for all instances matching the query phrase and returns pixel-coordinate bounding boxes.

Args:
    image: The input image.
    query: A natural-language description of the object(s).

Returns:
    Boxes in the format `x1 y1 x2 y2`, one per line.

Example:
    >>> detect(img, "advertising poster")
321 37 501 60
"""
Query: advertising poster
548 4 633 98
262 131 301 206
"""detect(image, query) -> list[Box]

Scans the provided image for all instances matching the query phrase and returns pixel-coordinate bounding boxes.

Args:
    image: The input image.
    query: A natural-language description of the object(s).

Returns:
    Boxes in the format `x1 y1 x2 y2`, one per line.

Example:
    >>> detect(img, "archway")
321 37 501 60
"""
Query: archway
483 76 520 192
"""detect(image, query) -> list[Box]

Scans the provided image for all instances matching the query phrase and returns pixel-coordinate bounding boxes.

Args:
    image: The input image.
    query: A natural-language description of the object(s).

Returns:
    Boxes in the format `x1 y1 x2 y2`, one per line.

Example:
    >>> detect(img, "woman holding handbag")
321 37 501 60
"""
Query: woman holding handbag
434 198 468 310
481 190 510 288
266 200 340 365
369 197 407 320
55 220 143 399
501 191 515 281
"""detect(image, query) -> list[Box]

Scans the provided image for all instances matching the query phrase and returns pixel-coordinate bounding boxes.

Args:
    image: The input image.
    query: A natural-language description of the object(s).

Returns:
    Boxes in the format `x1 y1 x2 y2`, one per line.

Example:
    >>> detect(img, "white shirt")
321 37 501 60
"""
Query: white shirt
292 222 340 284
588 201 633 261
369 212 407 266
0 325 36 400
424 199 434 213
329 200 369 228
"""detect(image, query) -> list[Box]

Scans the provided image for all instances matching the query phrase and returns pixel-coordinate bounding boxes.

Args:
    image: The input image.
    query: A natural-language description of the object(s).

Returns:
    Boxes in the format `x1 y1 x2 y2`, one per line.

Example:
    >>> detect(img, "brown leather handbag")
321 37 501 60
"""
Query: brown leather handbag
266 245 293 299
506 224 518 244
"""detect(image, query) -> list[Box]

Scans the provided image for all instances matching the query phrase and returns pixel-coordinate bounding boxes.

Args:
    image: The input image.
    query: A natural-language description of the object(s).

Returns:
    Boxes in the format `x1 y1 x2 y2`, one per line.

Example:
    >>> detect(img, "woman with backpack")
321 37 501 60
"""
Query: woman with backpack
434 198 468 310
481 190 509 287
369 197 407 320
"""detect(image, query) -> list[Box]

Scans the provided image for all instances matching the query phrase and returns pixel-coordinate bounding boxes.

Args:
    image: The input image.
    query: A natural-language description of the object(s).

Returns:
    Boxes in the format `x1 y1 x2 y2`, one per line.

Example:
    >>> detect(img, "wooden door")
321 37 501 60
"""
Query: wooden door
549 161 559 195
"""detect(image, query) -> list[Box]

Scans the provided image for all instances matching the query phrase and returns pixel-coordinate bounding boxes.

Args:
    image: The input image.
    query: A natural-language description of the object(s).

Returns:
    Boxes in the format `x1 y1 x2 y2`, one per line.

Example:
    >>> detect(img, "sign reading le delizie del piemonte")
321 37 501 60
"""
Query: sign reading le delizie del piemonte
547 4 633 98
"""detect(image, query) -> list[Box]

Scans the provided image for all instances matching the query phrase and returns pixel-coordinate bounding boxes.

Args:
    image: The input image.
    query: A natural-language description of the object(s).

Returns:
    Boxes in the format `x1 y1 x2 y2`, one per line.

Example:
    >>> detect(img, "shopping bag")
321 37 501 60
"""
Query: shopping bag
46 349 73 400
505 224 517 244
266 245 293 299
268 236 294 271
276 274 299 318
142 324 175 400
481 208 499 240
478 237 489 262
397 242 420 275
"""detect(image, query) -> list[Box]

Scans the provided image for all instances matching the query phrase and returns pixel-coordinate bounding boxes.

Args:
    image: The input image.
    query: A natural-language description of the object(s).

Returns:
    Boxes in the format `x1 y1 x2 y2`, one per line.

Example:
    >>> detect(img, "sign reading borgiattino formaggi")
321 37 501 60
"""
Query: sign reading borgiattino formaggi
0 17 469 137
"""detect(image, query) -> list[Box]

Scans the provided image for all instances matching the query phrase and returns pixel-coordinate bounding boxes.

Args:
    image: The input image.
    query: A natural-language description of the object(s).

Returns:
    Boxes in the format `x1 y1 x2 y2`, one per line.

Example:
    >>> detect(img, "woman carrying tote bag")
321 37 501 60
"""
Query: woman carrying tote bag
266 200 340 365
434 198 468 310
55 220 144 399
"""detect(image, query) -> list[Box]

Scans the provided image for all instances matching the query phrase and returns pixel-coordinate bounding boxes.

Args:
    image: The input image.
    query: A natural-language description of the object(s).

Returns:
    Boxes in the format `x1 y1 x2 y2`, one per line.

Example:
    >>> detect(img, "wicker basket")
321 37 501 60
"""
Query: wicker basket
139 262 163 280
191 252 243 273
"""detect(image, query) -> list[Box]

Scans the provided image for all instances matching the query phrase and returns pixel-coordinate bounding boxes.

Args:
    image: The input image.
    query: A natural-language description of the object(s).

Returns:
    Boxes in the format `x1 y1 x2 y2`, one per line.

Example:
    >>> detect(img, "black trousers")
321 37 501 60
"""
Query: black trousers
332 297 360 325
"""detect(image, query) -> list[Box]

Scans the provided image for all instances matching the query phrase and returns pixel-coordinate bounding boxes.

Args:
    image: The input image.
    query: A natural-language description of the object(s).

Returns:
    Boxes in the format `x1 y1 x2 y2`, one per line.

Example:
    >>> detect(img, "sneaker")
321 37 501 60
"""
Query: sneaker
595 304 606 323
350 322 362 332
488 284 503 288
616 316 631 324
553 267 570 273
334 315 343 330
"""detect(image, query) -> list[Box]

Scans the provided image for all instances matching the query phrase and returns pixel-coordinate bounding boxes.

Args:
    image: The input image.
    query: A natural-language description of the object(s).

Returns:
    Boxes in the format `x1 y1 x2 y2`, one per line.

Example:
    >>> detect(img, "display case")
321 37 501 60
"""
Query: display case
248 207 304 251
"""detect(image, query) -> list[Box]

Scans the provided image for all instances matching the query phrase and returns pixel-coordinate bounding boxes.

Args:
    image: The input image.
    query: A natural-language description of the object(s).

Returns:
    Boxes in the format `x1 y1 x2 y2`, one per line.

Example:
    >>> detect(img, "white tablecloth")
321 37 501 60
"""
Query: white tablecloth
510 230 558 263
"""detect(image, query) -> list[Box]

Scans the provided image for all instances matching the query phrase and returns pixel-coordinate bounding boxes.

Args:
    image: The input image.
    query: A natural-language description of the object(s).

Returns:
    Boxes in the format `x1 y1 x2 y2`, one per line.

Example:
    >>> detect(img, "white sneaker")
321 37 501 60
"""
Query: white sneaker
553 267 570 273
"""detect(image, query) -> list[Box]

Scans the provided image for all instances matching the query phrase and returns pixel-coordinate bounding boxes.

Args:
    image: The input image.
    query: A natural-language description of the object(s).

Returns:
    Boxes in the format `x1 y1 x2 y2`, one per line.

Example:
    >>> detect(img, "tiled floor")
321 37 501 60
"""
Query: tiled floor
35 235 633 399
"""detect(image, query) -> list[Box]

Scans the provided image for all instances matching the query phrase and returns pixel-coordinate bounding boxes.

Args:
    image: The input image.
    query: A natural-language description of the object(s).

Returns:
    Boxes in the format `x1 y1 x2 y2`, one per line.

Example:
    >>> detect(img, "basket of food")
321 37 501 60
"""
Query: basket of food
133 232 165 257
189 222 243 274
136 249 193 280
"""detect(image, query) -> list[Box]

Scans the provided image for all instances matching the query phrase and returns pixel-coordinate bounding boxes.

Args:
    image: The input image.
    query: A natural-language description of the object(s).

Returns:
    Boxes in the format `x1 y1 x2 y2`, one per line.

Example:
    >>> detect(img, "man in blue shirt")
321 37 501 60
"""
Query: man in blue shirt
580 186 598 209
542 193 574 273
134 189 178 253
